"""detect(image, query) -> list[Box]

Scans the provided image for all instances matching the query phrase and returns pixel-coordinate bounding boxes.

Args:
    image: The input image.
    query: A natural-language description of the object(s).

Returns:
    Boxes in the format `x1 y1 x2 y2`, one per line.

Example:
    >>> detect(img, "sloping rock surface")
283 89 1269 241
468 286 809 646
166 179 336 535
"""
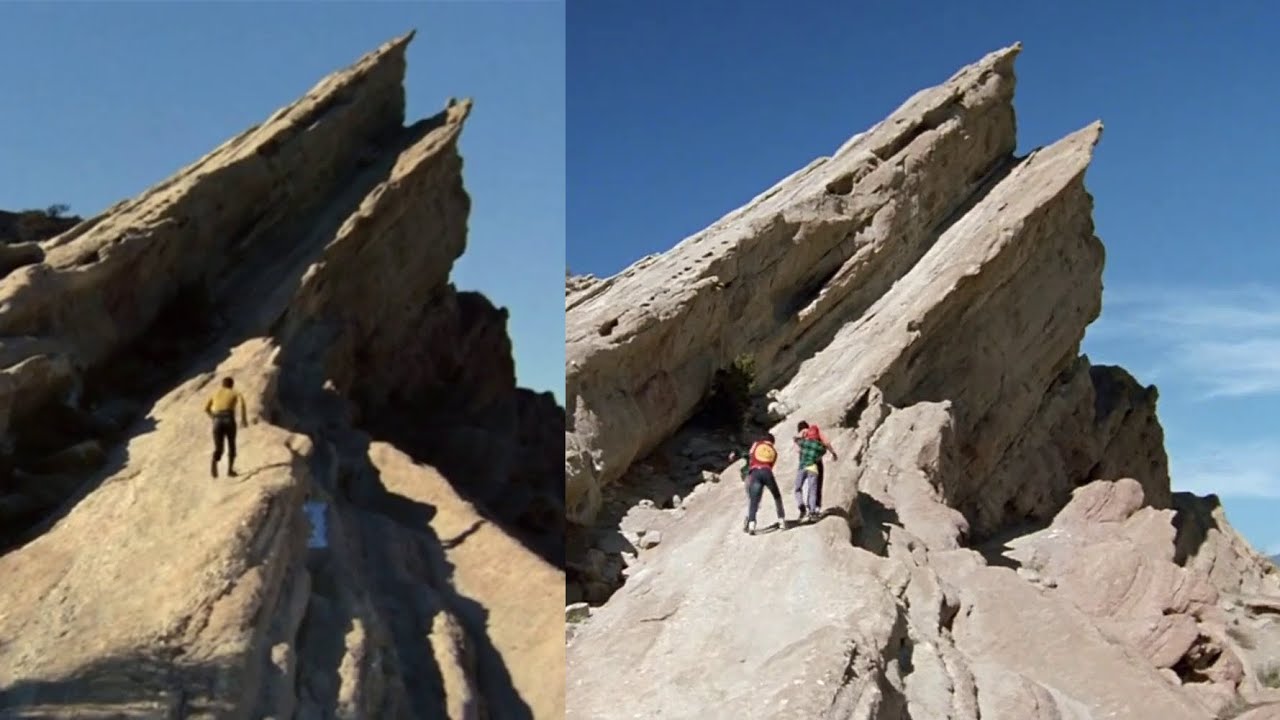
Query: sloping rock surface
0 34 562 719
566 44 1280 720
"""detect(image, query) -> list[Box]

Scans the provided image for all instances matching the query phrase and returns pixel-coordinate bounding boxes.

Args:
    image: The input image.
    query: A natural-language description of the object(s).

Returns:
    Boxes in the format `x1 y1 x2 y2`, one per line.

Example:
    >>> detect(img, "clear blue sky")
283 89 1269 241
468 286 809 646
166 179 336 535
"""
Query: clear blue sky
568 2 1280 554
0 0 564 402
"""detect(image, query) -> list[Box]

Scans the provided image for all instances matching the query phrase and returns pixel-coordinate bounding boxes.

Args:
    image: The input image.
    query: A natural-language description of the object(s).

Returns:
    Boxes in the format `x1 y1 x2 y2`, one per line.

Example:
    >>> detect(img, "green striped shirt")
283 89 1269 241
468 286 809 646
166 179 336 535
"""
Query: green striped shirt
797 437 826 467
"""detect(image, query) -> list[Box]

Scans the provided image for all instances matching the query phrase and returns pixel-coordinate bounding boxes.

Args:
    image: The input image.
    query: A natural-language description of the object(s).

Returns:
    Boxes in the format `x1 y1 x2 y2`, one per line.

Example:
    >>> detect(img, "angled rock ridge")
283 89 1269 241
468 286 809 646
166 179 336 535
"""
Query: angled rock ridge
566 43 1022 525
0 34 563 719
566 45 1280 719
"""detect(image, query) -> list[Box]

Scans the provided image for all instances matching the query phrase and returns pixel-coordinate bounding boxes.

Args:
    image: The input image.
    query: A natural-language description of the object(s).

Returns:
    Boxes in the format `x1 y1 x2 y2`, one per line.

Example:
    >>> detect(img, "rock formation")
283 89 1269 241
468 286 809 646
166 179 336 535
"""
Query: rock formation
0 33 563 719
566 44 1280 719
0 208 81 279
0 207 81 245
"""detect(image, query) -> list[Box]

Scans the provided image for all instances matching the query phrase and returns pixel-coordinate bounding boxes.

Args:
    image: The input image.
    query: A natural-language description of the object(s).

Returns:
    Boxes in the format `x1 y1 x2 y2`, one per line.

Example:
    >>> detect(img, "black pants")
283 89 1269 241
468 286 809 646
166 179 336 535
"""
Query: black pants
745 467 784 524
212 414 237 466
815 458 824 508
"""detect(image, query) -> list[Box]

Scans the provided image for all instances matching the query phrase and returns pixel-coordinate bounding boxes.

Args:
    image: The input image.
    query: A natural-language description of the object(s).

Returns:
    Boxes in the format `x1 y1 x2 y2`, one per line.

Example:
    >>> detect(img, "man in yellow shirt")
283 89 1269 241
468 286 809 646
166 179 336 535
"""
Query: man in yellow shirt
205 377 248 477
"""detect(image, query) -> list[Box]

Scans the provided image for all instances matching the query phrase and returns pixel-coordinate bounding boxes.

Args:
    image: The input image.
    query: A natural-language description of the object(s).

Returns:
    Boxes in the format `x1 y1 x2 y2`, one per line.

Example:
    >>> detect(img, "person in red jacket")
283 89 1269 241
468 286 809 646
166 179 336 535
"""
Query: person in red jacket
729 432 787 535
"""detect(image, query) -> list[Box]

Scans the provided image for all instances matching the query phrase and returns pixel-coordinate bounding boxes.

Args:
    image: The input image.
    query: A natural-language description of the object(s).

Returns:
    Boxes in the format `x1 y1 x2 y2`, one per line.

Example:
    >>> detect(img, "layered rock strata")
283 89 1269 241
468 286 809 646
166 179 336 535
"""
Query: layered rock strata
0 34 562 719
566 44 1280 720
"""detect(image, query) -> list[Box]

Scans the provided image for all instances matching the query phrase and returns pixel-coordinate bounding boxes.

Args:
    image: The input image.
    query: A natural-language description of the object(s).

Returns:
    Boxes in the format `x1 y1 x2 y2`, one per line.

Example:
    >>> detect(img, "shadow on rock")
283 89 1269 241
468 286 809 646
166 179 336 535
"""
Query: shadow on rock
0 652 233 718
1171 491 1223 565
1 414 157 555
854 492 901 557
974 516 1054 571
272 336 535 719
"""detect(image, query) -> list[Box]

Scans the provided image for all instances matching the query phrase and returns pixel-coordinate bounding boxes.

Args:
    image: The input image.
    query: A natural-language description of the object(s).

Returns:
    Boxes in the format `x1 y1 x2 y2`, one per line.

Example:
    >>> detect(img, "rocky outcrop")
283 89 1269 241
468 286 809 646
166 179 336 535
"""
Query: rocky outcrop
0 208 80 280
0 208 81 246
0 34 562 719
565 273 600 298
566 45 1021 524
566 43 1280 719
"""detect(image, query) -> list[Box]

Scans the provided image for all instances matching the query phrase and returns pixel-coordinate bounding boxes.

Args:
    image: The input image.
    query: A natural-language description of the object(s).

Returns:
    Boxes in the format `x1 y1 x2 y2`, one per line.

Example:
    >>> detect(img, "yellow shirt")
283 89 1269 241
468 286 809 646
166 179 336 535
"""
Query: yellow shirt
206 388 244 415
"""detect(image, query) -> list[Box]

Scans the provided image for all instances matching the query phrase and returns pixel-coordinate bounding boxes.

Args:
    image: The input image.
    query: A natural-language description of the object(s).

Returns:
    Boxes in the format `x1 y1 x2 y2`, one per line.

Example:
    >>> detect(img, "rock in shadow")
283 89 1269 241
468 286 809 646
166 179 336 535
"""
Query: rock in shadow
0 651 233 718
1171 491 1223 566
972 517 1053 571
271 339 535 719
338 431 534 719
568 426 750 604
1 280 222 556
362 402 563 569
1 414 157 555
854 493 900 557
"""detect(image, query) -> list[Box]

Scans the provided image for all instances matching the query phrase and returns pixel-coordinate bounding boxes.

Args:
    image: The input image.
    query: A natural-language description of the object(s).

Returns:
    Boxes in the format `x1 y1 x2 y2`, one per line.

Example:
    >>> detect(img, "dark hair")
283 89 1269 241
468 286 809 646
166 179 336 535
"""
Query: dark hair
222 377 234 388
762 432 775 443
797 421 809 431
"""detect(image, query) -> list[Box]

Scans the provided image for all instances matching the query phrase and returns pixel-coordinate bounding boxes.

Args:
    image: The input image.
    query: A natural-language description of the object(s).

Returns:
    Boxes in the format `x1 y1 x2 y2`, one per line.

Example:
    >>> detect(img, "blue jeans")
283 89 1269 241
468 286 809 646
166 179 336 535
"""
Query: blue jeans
746 468 784 524
795 468 820 512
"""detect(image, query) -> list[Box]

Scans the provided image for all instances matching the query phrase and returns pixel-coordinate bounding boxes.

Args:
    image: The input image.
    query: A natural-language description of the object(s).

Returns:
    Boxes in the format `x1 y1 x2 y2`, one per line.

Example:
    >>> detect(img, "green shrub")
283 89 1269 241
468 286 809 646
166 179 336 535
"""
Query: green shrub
1261 662 1280 688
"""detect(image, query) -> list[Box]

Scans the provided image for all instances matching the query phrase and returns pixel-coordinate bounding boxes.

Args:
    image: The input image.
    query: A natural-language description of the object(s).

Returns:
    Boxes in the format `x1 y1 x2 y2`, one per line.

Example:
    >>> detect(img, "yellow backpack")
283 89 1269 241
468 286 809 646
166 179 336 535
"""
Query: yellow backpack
749 441 777 467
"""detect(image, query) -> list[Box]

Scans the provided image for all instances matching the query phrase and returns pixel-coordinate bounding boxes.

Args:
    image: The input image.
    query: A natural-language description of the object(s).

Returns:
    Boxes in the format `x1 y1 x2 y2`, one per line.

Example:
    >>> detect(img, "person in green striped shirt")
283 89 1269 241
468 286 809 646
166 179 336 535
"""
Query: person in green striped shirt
794 421 838 522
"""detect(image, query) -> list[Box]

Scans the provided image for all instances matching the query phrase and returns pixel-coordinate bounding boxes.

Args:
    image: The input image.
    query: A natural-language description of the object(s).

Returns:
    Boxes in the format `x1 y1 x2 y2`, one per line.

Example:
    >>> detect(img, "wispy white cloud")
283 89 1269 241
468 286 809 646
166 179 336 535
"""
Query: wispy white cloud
1089 284 1280 399
1172 441 1280 499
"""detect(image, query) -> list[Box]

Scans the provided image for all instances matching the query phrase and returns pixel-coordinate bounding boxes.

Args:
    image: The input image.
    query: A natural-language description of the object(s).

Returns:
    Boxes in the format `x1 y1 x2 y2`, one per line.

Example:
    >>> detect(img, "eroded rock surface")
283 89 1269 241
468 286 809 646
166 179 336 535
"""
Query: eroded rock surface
0 33 562 719
566 43 1280 720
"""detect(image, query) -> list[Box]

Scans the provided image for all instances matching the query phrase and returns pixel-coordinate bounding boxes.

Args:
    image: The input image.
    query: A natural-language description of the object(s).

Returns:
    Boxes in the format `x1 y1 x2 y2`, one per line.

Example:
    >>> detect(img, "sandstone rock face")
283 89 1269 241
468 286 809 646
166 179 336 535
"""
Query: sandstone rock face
566 45 1021 524
0 34 562 719
566 44 1280 719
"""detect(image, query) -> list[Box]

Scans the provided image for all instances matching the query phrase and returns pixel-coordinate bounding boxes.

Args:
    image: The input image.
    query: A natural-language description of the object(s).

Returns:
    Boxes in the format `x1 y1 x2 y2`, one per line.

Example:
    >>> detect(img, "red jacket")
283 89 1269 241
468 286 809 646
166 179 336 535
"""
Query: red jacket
801 424 828 444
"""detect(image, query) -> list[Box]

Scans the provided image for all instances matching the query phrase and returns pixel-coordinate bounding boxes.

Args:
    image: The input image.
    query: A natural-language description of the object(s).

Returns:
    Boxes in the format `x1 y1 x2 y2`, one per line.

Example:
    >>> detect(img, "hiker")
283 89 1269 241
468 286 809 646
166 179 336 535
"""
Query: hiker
794 421 838 521
205 377 248 477
728 432 786 535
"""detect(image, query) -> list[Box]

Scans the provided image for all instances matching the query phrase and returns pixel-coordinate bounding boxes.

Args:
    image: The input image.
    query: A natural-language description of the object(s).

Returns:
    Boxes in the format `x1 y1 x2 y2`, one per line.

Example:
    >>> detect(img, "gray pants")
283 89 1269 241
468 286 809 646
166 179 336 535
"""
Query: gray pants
795 467 820 513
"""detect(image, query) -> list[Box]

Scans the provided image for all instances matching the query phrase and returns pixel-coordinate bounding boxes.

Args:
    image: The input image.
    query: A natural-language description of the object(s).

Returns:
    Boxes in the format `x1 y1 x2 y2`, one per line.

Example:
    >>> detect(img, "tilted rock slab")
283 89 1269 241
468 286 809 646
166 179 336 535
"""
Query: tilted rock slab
0 35 562 719
567 45 1280 719
566 44 1022 524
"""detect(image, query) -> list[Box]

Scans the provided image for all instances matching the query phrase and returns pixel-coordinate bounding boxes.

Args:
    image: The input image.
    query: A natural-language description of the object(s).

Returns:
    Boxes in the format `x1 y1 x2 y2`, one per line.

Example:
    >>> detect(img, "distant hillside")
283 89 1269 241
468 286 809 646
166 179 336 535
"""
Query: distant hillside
0 206 81 244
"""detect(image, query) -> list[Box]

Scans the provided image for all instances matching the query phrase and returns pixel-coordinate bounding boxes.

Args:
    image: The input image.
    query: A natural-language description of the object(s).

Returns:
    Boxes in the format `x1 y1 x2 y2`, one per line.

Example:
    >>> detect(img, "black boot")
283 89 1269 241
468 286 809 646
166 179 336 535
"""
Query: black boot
210 458 218 478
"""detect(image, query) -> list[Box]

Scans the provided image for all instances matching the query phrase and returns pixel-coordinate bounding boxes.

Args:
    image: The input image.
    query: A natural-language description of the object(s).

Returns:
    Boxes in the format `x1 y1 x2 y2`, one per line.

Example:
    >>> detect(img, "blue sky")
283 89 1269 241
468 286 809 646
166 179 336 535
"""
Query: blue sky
568 2 1280 553
0 0 564 402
